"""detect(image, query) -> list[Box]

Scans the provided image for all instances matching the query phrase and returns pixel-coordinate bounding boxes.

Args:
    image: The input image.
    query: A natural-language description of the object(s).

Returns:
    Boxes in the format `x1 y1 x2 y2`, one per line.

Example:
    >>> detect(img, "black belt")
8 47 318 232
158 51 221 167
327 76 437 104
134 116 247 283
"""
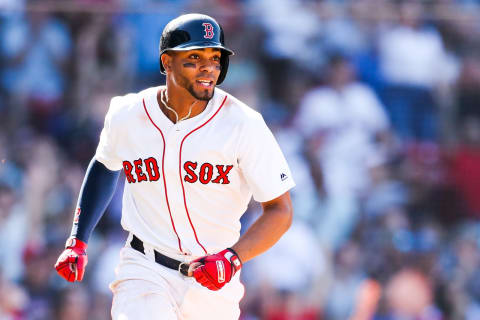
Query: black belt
130 234 190 276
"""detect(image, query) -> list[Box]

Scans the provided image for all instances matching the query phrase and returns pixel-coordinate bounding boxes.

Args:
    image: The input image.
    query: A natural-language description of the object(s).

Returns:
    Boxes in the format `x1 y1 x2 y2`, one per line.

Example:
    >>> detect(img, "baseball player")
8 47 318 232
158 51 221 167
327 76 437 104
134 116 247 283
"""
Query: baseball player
54 13 295 320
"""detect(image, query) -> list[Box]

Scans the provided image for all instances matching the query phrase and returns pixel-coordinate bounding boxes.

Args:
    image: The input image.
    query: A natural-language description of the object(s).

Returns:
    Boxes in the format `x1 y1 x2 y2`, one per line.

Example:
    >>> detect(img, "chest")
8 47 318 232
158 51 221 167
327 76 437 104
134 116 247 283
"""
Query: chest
118 116 240 185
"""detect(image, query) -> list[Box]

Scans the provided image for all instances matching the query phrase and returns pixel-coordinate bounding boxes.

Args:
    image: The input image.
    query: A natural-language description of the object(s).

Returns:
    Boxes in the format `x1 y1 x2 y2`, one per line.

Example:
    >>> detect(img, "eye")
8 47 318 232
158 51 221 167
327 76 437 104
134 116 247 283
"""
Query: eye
189 54 199 59
212 56 221 62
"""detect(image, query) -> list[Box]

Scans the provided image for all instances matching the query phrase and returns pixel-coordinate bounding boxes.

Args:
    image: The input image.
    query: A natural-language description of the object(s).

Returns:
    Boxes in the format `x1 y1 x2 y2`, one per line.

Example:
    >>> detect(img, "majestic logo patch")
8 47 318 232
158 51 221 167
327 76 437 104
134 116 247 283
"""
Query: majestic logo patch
280 173 288 181
202 22 214 39
217 260 225 283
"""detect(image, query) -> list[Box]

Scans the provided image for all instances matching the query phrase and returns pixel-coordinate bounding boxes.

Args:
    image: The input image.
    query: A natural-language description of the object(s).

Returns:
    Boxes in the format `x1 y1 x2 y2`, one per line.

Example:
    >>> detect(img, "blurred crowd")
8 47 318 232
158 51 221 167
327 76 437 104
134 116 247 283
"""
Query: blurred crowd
1 0 480 319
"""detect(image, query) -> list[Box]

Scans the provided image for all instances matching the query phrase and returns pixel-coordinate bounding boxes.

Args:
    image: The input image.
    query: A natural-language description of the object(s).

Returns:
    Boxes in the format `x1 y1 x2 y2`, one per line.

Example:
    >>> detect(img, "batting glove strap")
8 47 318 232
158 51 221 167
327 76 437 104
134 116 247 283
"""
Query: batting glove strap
224 248 242 273
65 237 88 251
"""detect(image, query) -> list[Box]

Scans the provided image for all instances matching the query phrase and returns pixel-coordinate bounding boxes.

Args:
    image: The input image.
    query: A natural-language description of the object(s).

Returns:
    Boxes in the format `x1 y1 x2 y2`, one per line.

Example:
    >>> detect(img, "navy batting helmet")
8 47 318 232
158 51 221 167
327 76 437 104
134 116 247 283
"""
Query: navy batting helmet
159 13 234 85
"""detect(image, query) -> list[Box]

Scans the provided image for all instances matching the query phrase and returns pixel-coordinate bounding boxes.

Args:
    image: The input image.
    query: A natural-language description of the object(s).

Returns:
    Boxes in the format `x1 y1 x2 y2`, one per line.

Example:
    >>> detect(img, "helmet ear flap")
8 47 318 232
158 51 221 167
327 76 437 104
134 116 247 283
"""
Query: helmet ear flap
217 53 229 85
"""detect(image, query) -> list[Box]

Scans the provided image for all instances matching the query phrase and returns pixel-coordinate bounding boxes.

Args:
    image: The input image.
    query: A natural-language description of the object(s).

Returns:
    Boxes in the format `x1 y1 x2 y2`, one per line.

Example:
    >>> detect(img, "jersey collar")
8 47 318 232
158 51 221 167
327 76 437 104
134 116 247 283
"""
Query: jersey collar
144 86 224 131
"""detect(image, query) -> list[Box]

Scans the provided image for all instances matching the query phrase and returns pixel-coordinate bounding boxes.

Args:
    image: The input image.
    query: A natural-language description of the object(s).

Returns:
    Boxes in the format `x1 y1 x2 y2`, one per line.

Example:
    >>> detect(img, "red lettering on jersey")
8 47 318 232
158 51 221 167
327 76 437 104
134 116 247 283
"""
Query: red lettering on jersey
202 22 214 39
199 163 214 184
134 158 148 182
122 161 136 183
144 157 160 181
184 161 198 183
212 165 233 184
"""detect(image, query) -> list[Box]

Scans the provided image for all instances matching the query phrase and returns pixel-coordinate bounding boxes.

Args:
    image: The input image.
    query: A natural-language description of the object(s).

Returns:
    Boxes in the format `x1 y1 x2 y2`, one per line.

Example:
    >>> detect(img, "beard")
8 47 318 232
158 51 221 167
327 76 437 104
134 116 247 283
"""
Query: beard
185 82 215 101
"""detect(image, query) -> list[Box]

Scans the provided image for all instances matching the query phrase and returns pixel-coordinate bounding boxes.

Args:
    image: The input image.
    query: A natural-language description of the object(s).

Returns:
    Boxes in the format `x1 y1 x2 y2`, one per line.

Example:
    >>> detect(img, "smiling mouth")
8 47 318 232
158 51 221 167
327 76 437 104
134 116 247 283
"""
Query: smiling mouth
196 79 214 88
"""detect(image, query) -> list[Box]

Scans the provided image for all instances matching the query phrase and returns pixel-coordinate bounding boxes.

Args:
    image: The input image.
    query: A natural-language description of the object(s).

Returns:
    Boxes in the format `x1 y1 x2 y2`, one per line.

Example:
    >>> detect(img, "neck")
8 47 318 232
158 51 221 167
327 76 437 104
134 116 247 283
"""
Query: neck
158 80 209 123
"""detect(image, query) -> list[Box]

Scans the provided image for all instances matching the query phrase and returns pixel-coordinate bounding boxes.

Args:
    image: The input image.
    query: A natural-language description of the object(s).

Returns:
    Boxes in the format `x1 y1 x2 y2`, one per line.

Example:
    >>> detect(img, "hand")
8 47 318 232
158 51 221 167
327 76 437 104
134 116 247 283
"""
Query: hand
193 248 242 291
54 238 88 282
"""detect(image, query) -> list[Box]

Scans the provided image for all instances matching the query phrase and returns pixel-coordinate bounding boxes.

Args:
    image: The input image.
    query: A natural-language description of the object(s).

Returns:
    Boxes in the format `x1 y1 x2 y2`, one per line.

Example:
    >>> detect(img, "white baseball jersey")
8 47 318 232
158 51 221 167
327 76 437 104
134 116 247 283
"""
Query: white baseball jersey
95 86 295 258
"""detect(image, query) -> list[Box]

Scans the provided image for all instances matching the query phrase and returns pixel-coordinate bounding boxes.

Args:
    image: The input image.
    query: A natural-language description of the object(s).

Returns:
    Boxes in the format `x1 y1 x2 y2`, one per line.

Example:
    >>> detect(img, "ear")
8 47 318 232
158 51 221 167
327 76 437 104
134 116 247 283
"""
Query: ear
161 53 172 72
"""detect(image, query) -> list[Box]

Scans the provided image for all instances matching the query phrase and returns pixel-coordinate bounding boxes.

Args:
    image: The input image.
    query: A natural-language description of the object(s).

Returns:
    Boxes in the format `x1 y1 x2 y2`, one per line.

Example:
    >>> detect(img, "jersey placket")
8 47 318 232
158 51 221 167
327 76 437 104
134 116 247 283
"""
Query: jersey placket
161 124 191 254
164 119 210 256
175 95 228 256
142 96 185 253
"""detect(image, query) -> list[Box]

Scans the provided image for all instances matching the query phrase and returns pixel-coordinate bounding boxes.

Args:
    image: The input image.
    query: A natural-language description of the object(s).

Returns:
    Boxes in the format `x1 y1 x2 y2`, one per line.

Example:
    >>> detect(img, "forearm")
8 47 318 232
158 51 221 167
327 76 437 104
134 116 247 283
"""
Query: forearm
70 158 120 243
231 192 293 263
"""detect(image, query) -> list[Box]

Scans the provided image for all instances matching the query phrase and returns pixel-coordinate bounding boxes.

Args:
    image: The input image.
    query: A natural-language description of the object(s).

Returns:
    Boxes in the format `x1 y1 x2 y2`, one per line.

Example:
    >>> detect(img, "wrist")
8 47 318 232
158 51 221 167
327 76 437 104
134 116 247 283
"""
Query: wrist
225 248 242 272
65 237 88 251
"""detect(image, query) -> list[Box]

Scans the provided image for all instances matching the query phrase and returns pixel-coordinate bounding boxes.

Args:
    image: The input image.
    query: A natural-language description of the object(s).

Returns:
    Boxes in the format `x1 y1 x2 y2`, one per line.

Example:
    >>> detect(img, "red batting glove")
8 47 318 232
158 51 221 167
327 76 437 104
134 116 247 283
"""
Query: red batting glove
54 238 88 282
193 248 242 291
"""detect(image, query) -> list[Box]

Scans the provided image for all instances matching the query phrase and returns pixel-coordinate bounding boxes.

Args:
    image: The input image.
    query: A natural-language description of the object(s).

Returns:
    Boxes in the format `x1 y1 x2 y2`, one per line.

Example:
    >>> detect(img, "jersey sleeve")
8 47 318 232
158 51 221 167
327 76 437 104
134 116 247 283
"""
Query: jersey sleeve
237 114 295 202
94 97 124 171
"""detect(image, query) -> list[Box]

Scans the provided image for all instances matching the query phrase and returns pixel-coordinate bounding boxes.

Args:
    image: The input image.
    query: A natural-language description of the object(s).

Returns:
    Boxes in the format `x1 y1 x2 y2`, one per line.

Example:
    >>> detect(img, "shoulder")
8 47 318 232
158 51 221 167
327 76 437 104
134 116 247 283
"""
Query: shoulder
348 82 375 95
297 87 336 118
107 87 158 122
216 88 264 125
300 87 335 106
109 92 138 114
347 83 381 104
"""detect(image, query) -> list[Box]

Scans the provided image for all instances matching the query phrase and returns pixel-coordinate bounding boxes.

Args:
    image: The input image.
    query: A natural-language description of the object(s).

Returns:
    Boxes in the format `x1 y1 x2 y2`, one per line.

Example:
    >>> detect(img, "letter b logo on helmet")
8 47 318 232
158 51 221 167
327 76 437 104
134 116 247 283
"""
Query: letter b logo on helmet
202 23 214 39
159 14 234 85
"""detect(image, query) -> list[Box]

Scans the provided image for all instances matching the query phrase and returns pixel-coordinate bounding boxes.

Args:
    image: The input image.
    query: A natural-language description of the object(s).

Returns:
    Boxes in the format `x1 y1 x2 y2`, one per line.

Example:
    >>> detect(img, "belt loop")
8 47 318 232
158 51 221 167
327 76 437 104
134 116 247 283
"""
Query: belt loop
142 241 155 261
126 233 134 247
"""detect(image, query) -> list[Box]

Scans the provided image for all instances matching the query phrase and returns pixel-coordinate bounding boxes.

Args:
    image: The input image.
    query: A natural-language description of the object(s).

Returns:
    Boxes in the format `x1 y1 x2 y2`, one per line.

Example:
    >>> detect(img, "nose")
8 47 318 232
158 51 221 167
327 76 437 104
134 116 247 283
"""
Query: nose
199 58 217 73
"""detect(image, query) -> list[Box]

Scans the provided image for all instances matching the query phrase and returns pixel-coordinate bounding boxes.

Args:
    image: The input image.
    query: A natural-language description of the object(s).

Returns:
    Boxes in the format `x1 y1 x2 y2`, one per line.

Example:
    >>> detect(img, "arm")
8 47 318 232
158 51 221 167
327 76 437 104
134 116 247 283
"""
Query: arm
192 114 295 290
71 158 121 242
231 191 293 263
55 158 120 282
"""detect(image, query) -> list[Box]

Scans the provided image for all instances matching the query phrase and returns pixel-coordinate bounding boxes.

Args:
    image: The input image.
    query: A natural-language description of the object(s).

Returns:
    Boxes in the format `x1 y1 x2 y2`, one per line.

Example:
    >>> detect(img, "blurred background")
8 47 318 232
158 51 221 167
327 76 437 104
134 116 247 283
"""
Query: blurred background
1 0 480 319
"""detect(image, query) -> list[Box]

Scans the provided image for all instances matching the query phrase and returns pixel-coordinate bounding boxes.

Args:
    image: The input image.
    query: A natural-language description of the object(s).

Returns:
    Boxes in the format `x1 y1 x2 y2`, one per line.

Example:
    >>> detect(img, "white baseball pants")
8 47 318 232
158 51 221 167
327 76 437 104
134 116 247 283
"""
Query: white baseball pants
110 245 244 320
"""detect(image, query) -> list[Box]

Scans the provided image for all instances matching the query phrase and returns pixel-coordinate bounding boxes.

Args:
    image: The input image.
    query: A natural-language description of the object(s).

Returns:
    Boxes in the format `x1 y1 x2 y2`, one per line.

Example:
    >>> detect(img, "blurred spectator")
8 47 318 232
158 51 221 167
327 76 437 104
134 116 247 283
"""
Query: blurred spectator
74 13 133 121
382 268 442 319
295 54 391 250
21 244 56 320
448 117 480 218
0 11 72 132
455 55 480 125
0 183 28 282
248 0 321 105
349 278 382 320
53 286 89 320
0 270 28 319
244 217 324 320
0 0 24 14
321 0 372 57
249 0 320 65
363 154 408 220
270 123 318 221
119 0 187 89
323 241 365 320
378 0 457 142
261 290 319 320
2 1 480 319
250 219 326 293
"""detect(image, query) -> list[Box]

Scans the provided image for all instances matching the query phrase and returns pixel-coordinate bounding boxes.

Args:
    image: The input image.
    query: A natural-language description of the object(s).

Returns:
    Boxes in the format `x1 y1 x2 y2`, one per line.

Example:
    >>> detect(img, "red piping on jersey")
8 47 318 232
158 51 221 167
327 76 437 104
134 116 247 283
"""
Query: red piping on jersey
143 98 183 253
179 95 228 255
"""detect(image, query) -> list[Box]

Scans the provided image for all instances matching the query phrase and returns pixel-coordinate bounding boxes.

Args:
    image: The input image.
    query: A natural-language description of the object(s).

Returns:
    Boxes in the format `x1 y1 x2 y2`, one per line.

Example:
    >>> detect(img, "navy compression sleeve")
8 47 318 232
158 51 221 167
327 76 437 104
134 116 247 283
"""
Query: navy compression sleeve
70 158 121 243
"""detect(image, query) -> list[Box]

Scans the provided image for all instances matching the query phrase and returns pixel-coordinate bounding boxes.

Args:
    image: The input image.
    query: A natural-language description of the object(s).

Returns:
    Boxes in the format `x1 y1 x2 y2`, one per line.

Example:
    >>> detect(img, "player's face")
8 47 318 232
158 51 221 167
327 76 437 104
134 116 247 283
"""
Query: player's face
168 48 222 101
